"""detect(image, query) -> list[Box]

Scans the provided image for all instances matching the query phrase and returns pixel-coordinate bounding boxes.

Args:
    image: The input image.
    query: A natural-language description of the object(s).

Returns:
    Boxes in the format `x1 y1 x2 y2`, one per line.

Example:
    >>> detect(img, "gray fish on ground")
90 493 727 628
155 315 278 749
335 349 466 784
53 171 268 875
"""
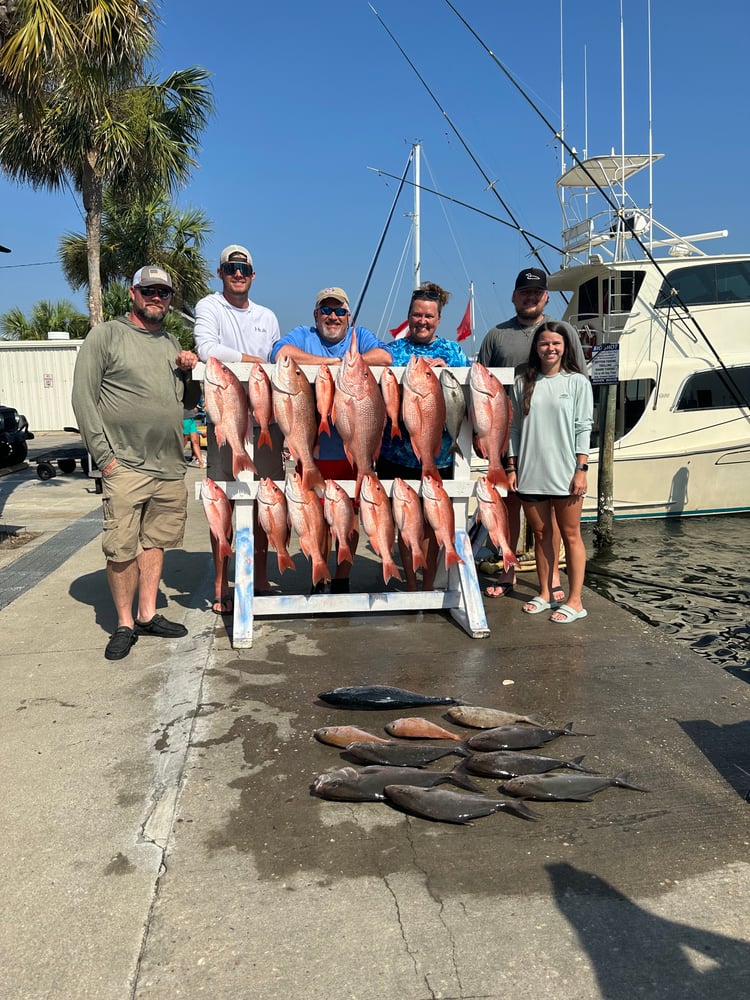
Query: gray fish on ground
345 740 469 767
500 771 649 802
464 751 599 779
311 764 480 802
446 705 542 729
440 368 467 458
466 722 590 752
383 784 540 824
318 684 461 709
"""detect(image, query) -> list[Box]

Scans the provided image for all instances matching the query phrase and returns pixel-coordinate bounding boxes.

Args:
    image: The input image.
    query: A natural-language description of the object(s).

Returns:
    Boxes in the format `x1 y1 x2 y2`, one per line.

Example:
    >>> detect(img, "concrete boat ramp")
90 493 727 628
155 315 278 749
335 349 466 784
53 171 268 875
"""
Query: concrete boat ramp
1 454 748 999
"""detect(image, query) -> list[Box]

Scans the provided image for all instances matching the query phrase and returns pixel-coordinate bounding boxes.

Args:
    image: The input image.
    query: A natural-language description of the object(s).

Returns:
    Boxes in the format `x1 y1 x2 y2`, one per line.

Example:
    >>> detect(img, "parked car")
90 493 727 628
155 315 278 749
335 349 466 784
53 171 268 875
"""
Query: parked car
0 404 34 467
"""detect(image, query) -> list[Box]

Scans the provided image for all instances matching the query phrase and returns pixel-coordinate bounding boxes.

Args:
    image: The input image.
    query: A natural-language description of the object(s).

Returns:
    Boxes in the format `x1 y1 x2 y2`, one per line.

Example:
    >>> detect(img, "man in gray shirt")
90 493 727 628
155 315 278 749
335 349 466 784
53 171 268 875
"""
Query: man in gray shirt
477 267 587 600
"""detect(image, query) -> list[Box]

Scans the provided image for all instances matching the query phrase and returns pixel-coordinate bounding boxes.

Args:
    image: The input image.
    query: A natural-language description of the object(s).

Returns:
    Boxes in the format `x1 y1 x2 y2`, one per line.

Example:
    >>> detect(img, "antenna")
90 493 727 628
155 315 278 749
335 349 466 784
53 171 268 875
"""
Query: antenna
647 0 654 250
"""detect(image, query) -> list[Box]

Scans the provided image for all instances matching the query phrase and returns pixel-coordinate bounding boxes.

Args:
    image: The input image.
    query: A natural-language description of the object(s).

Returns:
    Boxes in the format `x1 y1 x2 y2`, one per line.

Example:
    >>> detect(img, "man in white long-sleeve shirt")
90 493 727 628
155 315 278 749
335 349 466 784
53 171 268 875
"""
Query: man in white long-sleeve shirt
194 245 283 612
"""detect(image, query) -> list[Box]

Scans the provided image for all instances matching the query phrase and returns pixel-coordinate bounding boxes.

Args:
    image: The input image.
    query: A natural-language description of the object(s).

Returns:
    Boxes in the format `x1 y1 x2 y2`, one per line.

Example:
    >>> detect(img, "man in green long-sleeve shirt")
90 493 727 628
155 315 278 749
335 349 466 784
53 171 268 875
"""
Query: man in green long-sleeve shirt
72 266 200 661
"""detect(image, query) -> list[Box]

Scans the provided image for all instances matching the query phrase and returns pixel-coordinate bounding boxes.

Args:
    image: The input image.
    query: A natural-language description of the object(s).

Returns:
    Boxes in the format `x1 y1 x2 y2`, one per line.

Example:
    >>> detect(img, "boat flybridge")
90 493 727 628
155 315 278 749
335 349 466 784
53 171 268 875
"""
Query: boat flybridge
546 154 750 519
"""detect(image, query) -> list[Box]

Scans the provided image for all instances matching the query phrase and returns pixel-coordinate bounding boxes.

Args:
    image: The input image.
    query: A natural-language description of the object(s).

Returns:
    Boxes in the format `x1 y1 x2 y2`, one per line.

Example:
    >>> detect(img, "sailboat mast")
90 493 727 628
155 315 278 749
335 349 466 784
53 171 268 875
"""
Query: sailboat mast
413 141 421 288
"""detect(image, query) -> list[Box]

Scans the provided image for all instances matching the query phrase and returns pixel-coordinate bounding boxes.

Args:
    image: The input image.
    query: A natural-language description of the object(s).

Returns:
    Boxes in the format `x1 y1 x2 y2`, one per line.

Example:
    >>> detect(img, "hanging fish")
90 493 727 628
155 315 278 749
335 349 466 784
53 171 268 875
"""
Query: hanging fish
440 367 467 458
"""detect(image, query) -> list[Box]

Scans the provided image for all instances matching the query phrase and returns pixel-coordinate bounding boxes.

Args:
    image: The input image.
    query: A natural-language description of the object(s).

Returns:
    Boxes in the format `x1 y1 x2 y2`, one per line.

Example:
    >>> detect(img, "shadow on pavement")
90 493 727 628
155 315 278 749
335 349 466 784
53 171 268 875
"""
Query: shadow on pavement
548 861 750 999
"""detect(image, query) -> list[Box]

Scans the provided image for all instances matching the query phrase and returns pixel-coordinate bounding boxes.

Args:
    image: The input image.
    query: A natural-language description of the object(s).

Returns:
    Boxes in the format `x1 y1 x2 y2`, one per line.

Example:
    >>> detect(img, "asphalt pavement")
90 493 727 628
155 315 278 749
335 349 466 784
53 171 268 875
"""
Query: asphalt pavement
1 438 749 1000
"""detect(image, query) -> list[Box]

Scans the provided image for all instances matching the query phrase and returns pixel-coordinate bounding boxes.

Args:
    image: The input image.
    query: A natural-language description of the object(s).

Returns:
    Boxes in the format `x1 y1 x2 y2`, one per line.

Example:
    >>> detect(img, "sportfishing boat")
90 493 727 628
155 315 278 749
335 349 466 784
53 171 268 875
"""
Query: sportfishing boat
549 152 750 520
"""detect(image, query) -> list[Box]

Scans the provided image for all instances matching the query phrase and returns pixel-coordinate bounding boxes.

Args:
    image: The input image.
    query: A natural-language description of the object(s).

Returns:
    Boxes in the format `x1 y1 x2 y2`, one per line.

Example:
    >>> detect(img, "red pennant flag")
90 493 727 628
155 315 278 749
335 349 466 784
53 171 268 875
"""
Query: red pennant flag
389 319 409 339
456 299 472 341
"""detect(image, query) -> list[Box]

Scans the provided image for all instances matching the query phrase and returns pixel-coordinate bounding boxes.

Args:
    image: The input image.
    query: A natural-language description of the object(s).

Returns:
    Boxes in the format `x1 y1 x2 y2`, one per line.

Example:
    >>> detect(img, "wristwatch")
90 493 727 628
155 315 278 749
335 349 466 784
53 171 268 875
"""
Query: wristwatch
575 463 589 472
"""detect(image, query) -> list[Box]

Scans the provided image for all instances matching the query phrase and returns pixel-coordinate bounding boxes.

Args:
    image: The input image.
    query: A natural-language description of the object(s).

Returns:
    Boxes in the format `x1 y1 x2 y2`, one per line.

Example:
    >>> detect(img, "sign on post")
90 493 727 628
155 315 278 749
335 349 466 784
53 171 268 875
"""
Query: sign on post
591 343 619 385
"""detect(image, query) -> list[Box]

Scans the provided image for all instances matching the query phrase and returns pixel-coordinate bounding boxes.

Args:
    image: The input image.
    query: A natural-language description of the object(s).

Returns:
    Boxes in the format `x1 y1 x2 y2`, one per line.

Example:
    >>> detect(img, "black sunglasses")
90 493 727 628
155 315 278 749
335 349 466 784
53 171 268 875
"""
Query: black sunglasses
137 286 172 299
411 289 440 301
221 261 253 277
318 306 349 317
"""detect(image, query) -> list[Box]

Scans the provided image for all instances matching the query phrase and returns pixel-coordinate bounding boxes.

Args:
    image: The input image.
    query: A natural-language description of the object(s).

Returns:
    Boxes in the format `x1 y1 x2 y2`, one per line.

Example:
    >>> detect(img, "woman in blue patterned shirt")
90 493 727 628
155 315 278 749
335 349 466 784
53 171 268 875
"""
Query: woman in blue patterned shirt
377 282 471 480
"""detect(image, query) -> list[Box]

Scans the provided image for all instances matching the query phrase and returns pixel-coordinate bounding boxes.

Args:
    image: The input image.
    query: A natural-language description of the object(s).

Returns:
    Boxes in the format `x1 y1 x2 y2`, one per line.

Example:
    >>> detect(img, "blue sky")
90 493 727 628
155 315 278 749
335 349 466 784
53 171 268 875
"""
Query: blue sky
1 0 747 353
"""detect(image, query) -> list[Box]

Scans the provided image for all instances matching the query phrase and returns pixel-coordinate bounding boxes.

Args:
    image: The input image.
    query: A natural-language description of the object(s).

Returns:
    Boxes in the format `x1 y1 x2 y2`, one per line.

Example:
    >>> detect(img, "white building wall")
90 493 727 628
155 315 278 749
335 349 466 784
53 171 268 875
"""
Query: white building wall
0 341 83 431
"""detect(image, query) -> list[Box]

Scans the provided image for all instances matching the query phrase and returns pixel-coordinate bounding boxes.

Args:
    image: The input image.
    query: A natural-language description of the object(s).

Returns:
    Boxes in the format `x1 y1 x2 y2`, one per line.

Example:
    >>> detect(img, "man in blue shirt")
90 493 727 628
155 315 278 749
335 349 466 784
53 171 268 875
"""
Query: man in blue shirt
271 287 392 592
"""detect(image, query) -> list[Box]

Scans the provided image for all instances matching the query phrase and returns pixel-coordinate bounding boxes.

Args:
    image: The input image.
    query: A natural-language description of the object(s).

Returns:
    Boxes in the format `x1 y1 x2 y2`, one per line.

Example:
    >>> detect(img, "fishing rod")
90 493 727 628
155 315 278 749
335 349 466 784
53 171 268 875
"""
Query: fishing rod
368 3 550 276
367 167 563 256
351 145 413 326
443 0 748 409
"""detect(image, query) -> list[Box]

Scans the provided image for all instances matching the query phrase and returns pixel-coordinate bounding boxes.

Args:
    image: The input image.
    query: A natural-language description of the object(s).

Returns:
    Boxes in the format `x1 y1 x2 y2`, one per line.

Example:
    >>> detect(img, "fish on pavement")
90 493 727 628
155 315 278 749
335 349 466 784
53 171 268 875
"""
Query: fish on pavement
385 717 464 741
272 354 324 492
380 367 402 439
247 363 274 451
315 364 335 438
474 476 520 573
500 771 649 801
323 480 358 566
204 356 256 482
446 705 542 729
401 354 446 481
314 726 389 748
466 722 588 752
390 477 427 575
345 740 469 767
332 330 386 497
256 477 295 575
311 764 480 802
318 684 461 709
359 474 402 584
421 474 463 570
284 472 330 586
201 478 233 560
464 751 598 779
383 784 539 824
469 362 512 490
440 368 467 458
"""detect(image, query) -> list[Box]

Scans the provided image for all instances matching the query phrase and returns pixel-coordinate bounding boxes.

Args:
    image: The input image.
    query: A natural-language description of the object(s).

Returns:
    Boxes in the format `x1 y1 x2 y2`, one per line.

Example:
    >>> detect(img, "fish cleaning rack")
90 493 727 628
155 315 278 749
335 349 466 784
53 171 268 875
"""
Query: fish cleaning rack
192 364 512 648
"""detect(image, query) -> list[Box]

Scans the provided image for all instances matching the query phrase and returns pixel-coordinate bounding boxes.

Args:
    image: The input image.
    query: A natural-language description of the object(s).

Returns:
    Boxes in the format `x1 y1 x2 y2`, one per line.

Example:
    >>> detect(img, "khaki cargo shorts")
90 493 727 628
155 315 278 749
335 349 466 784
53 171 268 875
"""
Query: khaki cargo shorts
101 465 188 562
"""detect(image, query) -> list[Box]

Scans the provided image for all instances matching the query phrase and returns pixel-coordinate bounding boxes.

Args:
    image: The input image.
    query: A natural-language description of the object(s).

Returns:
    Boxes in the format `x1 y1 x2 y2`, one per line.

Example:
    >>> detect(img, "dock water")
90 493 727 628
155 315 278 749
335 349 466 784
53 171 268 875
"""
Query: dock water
1 440 748 999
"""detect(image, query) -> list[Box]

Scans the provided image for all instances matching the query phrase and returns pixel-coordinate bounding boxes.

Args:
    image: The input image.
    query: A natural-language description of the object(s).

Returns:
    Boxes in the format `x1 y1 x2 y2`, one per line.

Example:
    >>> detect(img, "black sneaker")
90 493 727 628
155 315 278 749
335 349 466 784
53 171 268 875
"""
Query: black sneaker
105 626 138 660
133 614 188 638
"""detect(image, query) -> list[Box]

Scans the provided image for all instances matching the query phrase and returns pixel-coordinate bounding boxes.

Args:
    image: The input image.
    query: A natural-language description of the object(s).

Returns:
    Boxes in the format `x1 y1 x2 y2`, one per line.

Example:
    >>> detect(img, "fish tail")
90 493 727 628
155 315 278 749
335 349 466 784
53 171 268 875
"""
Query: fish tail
318 417 331 437
310 557 331 586
301 462 326 493
257 427 273 451
444 546 464 569
570 756 600 773
233 451 257 482
335 541 354 566
501 801 541 822
277 550 296 574
487 465 510 491
411 548 428 573
382 557 403 585
391 424 402 440
449 760 483 793
613 772 650 792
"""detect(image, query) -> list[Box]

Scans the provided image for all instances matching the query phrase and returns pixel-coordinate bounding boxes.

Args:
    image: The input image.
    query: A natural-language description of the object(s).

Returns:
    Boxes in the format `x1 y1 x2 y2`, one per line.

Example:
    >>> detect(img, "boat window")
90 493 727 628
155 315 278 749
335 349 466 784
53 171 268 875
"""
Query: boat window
675 366 750 410
589 379 655 448
655 261 750 308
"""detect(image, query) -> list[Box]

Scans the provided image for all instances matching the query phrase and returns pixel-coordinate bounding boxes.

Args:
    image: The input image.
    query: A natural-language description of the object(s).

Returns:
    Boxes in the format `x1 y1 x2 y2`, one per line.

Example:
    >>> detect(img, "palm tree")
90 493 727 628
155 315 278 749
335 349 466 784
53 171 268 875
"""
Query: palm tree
0 2 213 326
0 299 89 340
59 187 213 312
